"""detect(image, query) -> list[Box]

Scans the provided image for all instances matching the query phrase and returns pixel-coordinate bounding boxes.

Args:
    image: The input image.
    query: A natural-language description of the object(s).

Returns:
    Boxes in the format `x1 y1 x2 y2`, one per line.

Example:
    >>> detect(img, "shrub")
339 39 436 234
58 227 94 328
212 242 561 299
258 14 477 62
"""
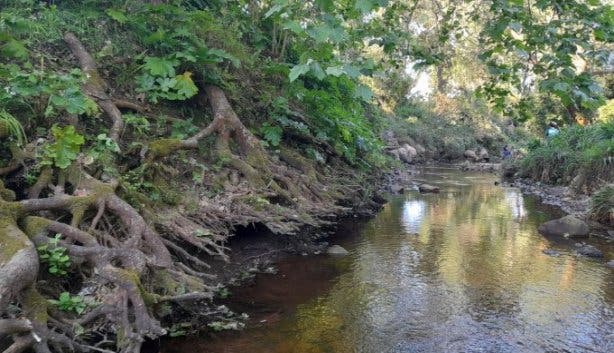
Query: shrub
589 185 614 225
518 120 614 189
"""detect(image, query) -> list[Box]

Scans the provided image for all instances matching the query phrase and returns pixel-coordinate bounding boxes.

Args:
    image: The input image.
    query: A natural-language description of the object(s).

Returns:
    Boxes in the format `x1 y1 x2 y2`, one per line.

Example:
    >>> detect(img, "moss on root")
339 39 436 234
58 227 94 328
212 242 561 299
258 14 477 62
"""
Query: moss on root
148 139 184 160
22 286 49 324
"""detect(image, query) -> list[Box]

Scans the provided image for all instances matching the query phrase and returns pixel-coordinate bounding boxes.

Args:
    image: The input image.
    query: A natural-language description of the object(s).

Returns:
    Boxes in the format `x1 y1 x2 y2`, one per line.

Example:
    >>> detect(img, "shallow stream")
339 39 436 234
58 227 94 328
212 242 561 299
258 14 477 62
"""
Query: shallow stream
163 167 613 353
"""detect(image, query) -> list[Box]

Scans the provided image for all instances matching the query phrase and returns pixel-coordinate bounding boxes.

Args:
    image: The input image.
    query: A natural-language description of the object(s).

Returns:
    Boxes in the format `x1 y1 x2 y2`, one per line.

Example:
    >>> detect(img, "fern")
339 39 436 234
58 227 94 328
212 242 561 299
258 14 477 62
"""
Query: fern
0 109 26 146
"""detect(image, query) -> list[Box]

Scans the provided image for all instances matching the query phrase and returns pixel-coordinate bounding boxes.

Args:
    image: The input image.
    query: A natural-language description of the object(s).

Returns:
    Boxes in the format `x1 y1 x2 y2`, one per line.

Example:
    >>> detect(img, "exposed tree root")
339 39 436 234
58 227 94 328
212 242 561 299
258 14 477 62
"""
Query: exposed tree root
0 33 383 353
64 33 124 143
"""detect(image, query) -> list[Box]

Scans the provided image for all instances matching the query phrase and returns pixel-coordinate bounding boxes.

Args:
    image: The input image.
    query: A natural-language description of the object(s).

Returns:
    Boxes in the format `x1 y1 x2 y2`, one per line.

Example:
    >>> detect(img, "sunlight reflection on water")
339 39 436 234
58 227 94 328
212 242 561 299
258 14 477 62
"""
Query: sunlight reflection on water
163 168 614 353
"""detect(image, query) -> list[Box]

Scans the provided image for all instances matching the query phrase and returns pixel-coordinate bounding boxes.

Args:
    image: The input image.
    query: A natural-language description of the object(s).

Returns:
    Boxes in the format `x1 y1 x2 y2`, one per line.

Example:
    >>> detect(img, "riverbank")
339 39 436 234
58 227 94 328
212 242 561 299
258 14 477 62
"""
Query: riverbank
159 167 614 353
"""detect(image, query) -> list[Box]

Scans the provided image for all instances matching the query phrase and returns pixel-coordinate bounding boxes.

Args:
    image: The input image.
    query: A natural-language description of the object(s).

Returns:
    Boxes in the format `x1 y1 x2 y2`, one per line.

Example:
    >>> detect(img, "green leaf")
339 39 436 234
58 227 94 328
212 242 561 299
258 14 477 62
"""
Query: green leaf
355 0 374 14
264 4 285 19
289 61 311 82
310 62 326 80
105 8 128 24
283 21 303 34
143 57 178 77
553 82 570 93
174 72 199 98
325 66 345 76
353 85 373 102
206 48 241 68
156 76 177 92
343 65 362 78
45 125 85 169
1 39 28 60
260 123 283 147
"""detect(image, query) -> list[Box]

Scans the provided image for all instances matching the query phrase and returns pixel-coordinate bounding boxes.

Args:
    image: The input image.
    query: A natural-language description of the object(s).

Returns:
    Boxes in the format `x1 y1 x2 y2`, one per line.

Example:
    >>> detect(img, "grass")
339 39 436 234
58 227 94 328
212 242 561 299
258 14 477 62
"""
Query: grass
518 120 614 190
589 185 614 225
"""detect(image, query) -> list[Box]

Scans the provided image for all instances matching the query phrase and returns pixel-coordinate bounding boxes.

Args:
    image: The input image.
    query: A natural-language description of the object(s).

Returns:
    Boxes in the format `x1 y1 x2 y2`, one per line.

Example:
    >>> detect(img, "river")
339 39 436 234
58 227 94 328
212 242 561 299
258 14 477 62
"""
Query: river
162 167 613 353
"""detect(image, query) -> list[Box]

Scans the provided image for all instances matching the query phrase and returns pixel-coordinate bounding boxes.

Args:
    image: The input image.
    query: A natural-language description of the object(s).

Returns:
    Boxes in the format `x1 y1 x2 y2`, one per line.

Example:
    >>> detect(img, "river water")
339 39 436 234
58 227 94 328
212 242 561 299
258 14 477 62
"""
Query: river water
162 167 613 353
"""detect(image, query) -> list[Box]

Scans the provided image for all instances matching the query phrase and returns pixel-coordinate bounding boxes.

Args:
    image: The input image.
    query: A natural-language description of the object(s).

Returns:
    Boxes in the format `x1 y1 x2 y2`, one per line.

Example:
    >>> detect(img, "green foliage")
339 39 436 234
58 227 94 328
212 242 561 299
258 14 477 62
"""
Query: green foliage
43 125 85 169
589 185 613 225
480 0 613 116
124 113 151 135
48 292 86 315
85 133 120 171
0 65 98 117
260 123 283 147
37 234 71 276
294 75 379 162
0 110 26 146
120 3 241 94
136 56 198 103
519 121 614 188
597 99 614 123
390 95 507 160
170 119 199 140
168 323 193 337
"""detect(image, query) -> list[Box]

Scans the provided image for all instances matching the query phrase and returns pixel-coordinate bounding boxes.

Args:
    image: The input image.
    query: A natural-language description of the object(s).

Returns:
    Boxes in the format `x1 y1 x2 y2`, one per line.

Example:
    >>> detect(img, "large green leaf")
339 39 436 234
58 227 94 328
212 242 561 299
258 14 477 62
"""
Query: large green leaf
142 56 179 77
174 72 198 98
289 61 312 82
45 125 85 169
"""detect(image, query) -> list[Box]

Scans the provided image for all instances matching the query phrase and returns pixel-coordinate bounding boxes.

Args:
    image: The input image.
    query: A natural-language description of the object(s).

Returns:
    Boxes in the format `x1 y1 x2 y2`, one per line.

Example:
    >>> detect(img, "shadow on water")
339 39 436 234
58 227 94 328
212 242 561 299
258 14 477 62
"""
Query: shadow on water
161 167 614 353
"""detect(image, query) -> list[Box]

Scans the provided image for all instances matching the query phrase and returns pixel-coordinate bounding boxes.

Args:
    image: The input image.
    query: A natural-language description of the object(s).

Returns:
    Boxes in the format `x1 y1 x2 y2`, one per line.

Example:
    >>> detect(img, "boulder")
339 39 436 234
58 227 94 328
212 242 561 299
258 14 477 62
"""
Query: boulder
388 149 400 160
398 148 412 163
464 149 478 161
395 144 417 163
477 147 490 161
538 215 589 238
574 243 603 258
326 245 349 256
403 144 417 155
414 143 426 155
418 184 440 193
390 184 405 194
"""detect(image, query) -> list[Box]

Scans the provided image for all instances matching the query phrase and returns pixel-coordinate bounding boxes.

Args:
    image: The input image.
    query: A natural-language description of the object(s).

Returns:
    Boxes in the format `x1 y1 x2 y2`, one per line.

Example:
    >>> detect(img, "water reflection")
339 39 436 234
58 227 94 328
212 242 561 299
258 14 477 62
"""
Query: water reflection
163 168 613 353
401 200 427 234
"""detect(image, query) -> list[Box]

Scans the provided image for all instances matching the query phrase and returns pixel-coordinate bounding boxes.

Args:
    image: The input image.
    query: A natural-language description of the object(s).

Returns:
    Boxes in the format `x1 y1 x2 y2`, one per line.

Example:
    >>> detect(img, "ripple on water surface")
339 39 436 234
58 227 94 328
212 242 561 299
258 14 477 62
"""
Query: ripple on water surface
162 168 614 353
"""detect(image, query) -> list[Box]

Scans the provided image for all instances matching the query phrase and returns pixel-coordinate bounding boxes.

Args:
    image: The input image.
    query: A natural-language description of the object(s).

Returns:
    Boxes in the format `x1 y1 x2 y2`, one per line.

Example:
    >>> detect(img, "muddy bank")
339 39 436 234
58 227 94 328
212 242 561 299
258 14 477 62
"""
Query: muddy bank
505 178 613 239
508 179 591 218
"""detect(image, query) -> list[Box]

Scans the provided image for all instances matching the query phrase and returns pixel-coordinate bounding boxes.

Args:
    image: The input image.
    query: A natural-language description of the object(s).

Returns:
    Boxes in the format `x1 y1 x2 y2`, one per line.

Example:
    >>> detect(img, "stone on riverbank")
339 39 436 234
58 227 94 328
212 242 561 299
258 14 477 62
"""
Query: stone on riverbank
418 184 440 193
538 215 589 238
574 243 603 258
327 245 349 255
607 260 614 268
464 149 478 161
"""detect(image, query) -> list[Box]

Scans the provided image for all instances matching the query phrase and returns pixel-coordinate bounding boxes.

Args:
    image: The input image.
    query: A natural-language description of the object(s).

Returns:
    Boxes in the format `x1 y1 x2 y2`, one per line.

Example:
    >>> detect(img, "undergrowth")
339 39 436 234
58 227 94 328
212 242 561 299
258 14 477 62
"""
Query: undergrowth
589 185 614 225
518 120 614 190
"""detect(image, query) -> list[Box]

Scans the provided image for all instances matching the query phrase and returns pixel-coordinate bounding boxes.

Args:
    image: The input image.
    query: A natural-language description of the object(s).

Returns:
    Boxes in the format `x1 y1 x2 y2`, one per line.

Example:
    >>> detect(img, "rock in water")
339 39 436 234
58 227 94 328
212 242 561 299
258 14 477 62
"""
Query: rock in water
574 243 603 258
390 184 405 194
607 260 614 268
418 184 440 193
542 249 561 257
538 215 589 237
326 245 349 256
